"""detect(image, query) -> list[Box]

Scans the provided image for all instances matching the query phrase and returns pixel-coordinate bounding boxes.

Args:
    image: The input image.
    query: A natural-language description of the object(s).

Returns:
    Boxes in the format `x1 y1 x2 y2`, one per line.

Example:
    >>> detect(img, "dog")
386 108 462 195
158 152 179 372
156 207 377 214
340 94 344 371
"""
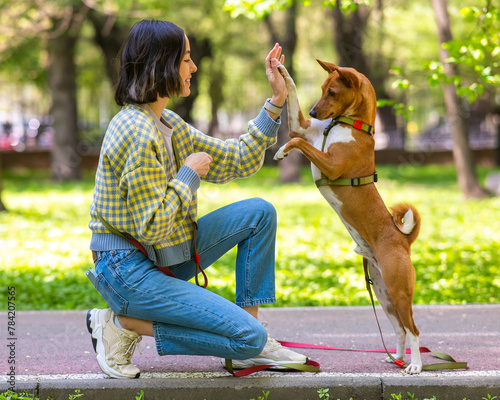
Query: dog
274 60 423 374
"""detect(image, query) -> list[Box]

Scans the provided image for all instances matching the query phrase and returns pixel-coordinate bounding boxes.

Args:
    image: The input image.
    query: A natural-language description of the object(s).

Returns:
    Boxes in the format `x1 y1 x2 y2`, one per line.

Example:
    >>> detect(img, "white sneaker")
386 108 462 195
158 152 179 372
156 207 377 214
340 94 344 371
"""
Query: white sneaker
86 308 142 379
226 324 308 370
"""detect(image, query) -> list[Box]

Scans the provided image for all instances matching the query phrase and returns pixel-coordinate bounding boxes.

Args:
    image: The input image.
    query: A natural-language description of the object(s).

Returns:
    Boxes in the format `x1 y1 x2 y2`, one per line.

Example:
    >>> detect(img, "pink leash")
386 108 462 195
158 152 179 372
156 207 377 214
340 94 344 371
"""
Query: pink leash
279 340 416 354
278 340 467 371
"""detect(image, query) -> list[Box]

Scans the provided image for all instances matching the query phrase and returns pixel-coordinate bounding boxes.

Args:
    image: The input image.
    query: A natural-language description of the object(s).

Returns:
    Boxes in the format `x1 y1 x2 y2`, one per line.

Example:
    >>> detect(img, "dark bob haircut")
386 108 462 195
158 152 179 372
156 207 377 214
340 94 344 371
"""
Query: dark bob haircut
114 20 186 106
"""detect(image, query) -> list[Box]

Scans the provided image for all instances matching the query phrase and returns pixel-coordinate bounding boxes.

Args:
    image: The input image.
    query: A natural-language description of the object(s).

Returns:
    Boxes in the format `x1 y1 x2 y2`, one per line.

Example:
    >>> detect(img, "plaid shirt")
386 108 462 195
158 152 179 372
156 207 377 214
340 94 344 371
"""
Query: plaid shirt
89 104 279 265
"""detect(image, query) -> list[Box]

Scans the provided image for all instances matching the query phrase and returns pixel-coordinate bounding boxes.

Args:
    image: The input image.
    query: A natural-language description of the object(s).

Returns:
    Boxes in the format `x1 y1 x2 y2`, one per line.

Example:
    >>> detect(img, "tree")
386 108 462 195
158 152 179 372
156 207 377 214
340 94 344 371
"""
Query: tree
330 0 400 142
48 7 85 181
87 8 131 85
431 0 489 198
0 1 87 181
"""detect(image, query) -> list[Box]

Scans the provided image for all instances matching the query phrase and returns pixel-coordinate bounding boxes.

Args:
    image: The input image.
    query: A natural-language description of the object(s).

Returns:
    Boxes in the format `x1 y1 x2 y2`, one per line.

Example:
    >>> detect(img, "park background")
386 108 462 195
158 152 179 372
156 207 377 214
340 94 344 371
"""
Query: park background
0 0 499 311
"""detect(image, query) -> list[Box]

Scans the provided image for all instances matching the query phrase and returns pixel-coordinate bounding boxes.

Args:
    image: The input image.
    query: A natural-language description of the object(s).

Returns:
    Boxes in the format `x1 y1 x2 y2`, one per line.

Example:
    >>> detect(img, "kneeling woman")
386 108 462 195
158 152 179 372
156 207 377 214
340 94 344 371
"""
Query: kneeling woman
86 19 308 378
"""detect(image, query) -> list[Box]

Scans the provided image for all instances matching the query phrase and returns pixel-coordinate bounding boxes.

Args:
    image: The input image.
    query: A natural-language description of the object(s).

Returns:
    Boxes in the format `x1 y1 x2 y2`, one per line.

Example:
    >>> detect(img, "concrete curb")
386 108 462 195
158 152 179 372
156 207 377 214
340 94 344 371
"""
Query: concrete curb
3 371 500 400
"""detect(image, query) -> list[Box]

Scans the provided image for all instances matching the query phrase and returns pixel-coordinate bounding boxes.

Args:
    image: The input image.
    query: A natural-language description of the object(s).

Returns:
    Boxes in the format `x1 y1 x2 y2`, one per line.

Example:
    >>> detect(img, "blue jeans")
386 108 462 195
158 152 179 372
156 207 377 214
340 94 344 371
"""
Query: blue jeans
92 198 276 360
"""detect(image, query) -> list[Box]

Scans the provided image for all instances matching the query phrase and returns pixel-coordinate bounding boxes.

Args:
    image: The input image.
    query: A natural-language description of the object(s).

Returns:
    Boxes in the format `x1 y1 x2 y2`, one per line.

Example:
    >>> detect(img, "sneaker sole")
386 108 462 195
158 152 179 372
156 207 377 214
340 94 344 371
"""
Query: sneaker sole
86 309 140 379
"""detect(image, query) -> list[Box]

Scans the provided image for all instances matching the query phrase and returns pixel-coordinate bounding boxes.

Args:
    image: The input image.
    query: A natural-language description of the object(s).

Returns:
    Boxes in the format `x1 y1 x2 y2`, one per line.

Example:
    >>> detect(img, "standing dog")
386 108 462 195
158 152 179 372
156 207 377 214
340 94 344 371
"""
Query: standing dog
274 60 423 374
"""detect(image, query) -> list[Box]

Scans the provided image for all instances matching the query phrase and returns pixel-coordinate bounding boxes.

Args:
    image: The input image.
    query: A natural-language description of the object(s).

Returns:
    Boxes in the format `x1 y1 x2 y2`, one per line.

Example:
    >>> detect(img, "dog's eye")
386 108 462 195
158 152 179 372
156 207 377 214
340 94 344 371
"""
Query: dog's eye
328 89 335 97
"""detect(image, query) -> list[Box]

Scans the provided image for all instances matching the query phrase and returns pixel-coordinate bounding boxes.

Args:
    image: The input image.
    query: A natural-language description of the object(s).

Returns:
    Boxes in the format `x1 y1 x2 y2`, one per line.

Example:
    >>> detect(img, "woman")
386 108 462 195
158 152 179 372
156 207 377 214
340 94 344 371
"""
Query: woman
86 19 308 379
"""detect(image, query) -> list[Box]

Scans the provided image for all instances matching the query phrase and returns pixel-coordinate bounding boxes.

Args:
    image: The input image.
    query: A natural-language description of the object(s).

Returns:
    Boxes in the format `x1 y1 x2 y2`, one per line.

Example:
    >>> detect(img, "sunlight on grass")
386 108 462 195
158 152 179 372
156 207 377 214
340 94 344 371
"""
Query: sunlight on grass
1 165 499 310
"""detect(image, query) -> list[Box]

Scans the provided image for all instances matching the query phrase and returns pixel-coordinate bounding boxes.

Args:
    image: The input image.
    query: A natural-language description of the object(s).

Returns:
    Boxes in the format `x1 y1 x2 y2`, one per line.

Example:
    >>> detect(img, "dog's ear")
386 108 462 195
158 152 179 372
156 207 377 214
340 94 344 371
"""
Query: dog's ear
316 60 360 89
316 59 338 73
335 68 361 89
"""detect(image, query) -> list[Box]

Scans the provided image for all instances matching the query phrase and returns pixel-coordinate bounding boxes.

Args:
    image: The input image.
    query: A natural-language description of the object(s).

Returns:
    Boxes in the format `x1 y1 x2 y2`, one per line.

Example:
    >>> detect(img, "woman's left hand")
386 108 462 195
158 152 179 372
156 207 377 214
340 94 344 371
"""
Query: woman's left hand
265 43 287 108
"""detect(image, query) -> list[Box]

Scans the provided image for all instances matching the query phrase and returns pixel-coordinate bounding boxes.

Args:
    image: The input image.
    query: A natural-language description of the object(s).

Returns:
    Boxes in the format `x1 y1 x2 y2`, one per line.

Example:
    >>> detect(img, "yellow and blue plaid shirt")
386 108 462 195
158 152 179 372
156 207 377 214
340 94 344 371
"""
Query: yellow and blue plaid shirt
89 104 279 266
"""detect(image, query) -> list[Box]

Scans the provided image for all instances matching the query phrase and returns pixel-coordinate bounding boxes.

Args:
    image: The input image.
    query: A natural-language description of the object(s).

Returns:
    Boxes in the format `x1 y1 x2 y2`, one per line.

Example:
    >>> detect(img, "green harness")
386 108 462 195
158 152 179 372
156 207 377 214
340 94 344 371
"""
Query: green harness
315 116 378 188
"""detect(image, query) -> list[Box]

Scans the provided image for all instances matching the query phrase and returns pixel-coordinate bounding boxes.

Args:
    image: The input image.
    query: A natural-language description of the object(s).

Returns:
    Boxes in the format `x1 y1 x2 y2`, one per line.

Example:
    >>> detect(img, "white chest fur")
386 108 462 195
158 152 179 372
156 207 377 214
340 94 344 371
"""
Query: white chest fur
310 122 374 261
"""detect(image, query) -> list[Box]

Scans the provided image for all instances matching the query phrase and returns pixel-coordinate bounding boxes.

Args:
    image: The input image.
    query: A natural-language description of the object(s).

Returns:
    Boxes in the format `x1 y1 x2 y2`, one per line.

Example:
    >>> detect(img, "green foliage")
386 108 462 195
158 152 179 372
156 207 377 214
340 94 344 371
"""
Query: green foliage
135 391 145 400
223 0 369 19
68 389 84 400
423 2 500 103
317 388 330 399
1 165 499 311
0 390 83 400
0 389 498 400
0 391 37 400
249 390 270 400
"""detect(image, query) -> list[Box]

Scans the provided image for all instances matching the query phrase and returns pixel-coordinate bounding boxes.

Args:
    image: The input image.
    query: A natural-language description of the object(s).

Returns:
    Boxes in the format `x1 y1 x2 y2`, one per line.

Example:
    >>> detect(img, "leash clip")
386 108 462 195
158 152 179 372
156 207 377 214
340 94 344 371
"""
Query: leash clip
324 119 336 136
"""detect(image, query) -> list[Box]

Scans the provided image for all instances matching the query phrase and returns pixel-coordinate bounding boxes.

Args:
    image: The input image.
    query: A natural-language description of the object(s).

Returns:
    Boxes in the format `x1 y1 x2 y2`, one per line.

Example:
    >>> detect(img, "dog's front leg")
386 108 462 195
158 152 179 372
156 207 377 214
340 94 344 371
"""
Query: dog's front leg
277 64 310 136
274 64 331 161
274 137 347 183
277 64 322 142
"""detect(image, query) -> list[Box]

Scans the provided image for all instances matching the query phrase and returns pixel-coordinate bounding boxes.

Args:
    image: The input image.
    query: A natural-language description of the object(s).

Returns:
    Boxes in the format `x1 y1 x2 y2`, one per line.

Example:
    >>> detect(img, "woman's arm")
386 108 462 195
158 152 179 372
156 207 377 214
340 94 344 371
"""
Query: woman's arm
190 107 280 184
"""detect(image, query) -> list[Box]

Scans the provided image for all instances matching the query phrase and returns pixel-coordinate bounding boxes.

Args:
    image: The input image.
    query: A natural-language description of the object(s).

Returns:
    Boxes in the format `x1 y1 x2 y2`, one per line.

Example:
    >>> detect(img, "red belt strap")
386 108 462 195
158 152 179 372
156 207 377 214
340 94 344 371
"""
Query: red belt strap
96 210 207 288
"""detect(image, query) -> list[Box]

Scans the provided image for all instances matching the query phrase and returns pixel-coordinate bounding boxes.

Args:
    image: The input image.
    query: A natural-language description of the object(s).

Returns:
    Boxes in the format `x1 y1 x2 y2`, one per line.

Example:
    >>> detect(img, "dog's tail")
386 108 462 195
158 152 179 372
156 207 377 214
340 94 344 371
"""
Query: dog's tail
390 202 421 245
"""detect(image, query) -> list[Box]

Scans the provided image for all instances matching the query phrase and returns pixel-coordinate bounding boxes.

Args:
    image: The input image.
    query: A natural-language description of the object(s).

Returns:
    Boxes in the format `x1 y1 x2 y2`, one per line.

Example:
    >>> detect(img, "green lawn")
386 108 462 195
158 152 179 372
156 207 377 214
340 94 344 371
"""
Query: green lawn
0 164 499 310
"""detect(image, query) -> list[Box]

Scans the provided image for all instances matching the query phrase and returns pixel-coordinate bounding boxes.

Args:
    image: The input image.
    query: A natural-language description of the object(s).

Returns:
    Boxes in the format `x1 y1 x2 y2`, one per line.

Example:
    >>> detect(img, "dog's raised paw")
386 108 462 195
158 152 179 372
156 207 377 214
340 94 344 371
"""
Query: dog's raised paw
273 144 288 160
277 64 290 78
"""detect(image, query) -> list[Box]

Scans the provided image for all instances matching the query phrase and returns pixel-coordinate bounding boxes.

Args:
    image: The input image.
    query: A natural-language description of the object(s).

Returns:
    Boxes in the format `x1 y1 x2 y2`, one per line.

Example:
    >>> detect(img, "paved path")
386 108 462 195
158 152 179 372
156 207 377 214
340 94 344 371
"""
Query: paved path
1 305 499 399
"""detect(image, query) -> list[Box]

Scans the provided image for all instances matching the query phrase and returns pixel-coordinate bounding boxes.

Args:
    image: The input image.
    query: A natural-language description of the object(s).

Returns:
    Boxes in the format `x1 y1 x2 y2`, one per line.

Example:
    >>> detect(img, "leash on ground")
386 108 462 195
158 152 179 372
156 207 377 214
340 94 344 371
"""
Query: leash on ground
361 257 468 371
224 358 321 377
225 258 467 377
225 340 467 377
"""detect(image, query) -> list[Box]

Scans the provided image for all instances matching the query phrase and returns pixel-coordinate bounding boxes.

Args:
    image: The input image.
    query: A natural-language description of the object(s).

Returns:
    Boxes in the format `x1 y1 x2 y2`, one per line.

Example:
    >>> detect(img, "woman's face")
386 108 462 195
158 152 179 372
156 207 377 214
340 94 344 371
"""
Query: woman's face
179 36 197 97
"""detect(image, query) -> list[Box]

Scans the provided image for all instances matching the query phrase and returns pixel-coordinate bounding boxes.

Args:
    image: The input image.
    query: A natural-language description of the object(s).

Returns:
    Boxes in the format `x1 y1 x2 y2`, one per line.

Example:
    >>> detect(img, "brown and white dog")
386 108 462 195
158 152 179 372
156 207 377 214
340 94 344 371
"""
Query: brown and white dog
274 60 423 374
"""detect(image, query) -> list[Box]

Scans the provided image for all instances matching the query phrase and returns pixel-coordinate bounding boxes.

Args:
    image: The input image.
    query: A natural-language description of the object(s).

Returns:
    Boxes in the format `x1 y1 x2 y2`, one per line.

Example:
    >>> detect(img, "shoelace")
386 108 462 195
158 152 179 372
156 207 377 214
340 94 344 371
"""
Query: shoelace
116 331 142 365
265 337 284 353
260 322 284 353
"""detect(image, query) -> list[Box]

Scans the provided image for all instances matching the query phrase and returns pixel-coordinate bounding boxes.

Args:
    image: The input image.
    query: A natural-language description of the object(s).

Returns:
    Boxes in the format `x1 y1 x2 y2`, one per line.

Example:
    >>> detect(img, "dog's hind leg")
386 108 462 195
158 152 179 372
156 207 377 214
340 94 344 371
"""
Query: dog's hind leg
375 251 422 374
367 260 407 364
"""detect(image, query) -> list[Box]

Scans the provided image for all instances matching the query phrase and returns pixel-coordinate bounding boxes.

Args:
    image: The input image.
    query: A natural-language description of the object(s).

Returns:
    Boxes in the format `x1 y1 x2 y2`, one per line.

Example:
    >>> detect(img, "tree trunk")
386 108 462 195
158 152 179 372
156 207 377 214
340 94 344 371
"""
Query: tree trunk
265 0 302 183
48 22 81 181
207 65 224 137
431 0 488 198
331 2 370 73
331 1 400 142
88 10 130 85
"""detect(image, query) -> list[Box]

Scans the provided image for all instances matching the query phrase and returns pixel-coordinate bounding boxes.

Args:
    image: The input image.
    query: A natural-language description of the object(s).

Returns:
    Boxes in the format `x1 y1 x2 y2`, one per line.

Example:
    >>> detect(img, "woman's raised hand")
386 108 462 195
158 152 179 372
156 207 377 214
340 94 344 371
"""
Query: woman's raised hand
265 43 287 108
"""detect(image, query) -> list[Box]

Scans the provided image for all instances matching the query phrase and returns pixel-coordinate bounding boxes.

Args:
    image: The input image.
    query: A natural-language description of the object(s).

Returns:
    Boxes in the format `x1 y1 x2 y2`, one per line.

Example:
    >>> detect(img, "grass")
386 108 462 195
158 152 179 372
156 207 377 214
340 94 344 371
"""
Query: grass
0 164 499 311
0 389 498 400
